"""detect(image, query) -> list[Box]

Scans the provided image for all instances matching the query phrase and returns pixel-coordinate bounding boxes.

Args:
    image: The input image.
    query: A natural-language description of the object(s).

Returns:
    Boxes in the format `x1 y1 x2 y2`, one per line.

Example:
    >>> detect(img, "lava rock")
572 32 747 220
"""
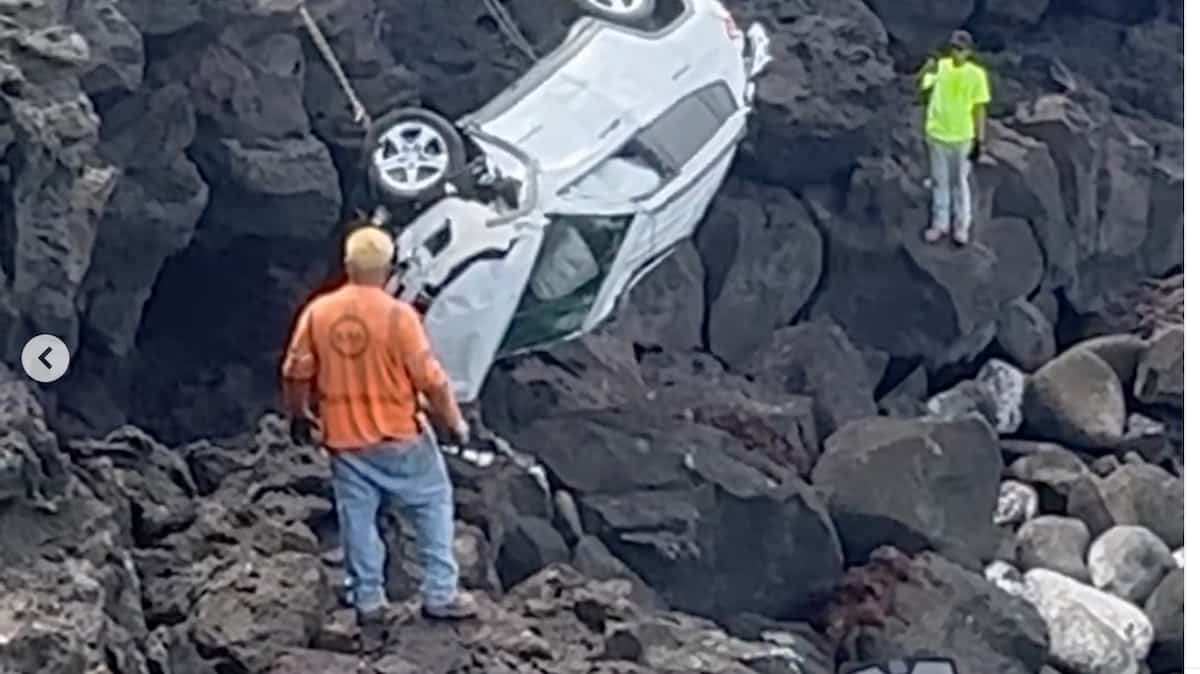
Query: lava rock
1065 334 1149 390
1004 569 1155 674
741 319 878 441
995 480 1039 526
1134 326 1183 409
1015 516 1091 582
612 240 705 351
996 299 1057 372
813 415 1003 567
1086 525 1174 605
1008 444 1092 514
697 179 823 366
732 0 894 186
927 359 1026 434
1068 464 1184 549
513 408 844 620
1023 348 1126 450
1143 568 1183 673
847 550 1049 674
496 515 570 589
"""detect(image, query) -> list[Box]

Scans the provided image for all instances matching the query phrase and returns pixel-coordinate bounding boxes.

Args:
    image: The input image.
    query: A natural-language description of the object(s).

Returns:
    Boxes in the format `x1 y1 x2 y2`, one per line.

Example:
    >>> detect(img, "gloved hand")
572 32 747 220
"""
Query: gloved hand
969 139 984 162
289 414 321 445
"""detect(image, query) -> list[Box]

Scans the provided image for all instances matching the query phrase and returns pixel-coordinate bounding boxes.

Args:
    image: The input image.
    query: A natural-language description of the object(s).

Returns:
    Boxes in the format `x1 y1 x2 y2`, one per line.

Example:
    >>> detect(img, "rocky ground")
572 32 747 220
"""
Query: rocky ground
0 0 1184 674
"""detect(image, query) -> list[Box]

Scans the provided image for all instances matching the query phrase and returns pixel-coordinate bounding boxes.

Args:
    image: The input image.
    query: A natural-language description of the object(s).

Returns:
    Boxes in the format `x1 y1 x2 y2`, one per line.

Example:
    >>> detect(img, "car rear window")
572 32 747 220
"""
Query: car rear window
634 82 738 173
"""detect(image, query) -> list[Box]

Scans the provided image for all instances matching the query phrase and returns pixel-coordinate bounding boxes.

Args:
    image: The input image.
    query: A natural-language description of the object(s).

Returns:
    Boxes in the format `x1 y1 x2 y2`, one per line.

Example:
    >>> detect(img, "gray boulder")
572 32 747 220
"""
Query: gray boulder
1066 334 1149 390
512 408 844 620
845 550 1049 674
812 415 1003 567
997 299 1057 372
741 319 877 441
1023 348 1126 450
1068 464 1184 549
1010 569 1155 674
1009 443 1092 514
1144 568 1183 673
1015 516 1091 582
1135 326 1183 409
612 241 705 352
1087 525 1174 605
697 179 823 366
927 359 1026 434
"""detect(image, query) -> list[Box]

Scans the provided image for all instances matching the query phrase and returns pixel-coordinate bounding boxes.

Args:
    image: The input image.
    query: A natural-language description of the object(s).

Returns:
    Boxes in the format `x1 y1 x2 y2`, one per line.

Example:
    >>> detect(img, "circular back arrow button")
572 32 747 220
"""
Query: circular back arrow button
21 334 70 383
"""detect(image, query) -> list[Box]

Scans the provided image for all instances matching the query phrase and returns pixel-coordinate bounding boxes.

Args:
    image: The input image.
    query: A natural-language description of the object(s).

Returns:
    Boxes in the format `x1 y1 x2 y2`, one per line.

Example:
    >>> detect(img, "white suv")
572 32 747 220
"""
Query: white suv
368 0 771 402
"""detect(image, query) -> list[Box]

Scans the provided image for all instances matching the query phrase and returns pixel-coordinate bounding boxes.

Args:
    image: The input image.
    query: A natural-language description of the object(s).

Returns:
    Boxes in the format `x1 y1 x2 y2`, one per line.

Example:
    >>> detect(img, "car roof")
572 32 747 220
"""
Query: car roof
461 12 698 180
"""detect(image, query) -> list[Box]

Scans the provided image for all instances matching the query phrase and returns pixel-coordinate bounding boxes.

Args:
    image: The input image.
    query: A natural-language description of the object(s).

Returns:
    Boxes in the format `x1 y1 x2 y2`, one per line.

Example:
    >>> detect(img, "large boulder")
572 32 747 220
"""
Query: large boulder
1086 525 1174 605
1012 569 1155 674
696 179 823 366
190 550 327 672
812 415 1003 567
863 0 975 55
1008 444 1092 514
611 241 705 352
1066 334 1150 390
834 549 1049 674
1143 568 1183 673
1015 516 1091 582
996 299 1057 372
1067 464 1184 549
731 0 894 186
740 319 878 441
512 409 844 620
807 153 1046 369
927 359 1026 434
1134 326 1183 409
1022 348 1126 450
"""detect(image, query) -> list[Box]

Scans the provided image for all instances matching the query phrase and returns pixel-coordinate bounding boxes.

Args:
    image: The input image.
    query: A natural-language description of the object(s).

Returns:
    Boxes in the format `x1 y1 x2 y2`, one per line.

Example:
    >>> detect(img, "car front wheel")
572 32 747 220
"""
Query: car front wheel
571 0 656 25
364 107 466 203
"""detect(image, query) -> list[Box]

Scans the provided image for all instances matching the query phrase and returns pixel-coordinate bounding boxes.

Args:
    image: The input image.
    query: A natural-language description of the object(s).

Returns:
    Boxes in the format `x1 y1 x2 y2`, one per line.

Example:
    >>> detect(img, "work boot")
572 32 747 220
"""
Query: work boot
924 227 945 243
422 592 479 620
951 227 969 245
356 606 388 654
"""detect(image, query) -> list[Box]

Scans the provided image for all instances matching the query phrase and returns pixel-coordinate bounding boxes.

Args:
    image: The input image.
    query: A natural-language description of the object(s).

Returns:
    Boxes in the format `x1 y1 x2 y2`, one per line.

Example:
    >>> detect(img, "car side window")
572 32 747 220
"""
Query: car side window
498 213 634 355
628 82 738 176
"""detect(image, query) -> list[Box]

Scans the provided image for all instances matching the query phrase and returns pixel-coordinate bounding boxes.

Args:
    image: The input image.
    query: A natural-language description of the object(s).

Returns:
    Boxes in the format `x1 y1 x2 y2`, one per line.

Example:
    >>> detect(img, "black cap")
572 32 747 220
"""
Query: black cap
949 30 974 50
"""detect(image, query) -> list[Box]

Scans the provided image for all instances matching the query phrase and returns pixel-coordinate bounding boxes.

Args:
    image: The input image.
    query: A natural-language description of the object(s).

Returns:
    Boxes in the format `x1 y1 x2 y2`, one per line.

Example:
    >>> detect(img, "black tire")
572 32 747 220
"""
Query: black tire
363 107 467 204
570 0 656 25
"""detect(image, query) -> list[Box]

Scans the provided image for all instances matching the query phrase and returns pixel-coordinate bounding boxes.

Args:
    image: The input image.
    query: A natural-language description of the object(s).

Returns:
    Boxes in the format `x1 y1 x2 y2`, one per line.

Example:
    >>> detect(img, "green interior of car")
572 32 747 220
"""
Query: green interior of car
498 213 632 354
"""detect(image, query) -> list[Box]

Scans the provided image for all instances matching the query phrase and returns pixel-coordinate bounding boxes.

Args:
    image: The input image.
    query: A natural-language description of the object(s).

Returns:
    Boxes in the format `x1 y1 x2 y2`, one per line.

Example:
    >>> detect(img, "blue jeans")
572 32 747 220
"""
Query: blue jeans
330 432 459 613
928 137 973 237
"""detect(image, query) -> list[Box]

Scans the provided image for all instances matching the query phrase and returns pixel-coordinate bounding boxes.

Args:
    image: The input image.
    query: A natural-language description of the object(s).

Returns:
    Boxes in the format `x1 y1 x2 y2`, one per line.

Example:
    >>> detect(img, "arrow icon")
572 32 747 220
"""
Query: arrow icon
38 347 52 369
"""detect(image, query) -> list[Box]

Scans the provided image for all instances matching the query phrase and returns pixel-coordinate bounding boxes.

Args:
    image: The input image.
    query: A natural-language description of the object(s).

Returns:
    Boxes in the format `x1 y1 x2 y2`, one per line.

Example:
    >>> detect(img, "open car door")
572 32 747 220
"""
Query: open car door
391 198 543 402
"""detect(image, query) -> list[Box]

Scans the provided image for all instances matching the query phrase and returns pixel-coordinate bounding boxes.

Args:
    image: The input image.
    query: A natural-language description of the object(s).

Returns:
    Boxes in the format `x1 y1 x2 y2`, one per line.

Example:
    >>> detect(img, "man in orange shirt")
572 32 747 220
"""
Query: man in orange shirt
281 222 477 648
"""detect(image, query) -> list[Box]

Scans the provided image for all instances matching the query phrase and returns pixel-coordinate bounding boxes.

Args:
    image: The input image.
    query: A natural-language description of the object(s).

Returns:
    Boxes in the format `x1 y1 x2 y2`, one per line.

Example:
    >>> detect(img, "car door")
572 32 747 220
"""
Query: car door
579 82 746 330
391 198 544 402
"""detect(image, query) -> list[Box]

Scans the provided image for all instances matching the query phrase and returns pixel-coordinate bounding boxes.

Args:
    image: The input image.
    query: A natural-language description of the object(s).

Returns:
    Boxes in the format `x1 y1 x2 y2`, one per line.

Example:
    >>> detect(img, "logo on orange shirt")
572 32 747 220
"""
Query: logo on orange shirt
330 315 370 358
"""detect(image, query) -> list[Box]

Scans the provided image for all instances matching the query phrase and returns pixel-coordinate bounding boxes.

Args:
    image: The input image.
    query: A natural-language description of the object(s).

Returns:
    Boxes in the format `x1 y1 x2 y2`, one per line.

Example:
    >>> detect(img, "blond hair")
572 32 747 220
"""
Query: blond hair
344 225 395 272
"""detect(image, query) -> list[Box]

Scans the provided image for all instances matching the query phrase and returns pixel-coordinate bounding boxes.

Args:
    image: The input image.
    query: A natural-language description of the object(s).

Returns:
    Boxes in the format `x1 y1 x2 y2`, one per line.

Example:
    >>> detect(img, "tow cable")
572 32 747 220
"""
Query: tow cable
298 4 372 129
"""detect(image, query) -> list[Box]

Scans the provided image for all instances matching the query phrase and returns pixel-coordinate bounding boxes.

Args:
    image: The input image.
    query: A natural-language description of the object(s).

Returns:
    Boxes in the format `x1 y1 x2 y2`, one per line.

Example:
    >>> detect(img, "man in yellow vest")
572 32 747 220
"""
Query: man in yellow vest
918 30 991 245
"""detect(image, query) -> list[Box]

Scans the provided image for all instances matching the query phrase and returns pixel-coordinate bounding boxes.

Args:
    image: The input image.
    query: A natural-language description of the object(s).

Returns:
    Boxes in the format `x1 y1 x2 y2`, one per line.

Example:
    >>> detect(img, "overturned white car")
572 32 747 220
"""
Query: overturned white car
367 0 771 402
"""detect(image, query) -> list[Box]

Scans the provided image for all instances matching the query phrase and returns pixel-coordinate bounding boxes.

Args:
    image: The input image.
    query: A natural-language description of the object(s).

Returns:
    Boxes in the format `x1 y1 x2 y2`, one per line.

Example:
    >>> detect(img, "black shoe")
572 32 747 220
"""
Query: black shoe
356 607 388 654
